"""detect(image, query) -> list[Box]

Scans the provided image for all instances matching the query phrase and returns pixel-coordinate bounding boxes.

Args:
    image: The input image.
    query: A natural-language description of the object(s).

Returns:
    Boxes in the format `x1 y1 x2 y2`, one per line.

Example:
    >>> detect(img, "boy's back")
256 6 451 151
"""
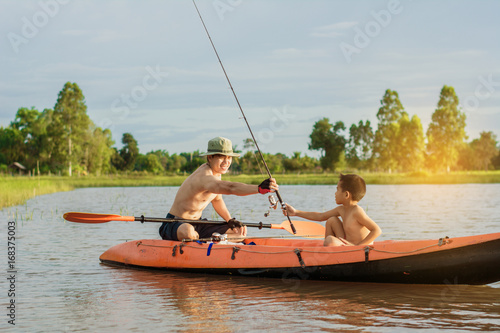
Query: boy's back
332 204 375 246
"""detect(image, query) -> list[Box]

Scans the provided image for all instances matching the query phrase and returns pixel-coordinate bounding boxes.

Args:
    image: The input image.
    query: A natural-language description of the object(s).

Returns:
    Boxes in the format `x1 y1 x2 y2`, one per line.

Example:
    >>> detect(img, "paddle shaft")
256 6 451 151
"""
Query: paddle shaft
135 216 275 229
192 0 296 234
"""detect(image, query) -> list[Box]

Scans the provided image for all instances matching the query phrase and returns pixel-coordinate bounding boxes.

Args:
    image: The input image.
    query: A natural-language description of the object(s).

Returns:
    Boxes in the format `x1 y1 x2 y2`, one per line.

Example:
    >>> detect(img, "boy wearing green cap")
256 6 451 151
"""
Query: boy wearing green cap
159 136 278 241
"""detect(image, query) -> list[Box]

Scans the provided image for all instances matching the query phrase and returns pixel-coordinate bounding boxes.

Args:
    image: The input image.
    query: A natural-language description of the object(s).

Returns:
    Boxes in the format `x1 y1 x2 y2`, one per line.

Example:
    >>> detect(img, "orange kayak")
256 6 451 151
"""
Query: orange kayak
100 232 500 285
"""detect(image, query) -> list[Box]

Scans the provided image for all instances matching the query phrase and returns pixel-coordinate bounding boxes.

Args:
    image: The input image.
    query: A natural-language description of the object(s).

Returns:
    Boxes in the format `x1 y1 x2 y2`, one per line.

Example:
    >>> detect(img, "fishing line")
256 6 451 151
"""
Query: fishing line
192 0 296 234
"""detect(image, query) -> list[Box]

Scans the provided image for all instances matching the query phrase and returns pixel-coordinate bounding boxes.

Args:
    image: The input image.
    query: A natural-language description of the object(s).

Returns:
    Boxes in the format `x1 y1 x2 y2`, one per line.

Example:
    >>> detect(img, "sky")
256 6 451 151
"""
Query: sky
1 0 499 157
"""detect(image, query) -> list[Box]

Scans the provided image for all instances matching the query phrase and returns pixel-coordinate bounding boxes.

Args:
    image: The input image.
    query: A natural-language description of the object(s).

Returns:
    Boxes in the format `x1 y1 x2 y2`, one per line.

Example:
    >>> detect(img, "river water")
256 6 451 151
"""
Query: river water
2 184 500 332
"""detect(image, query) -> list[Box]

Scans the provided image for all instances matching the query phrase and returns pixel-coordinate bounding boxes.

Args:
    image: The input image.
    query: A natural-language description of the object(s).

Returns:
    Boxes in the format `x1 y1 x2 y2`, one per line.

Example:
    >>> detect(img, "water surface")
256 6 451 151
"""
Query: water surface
2 184 500 331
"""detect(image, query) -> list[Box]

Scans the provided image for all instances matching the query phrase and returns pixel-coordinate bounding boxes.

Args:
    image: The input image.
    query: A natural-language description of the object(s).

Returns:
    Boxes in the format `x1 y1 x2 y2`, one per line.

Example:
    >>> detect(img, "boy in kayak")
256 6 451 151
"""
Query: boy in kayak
283 173 381 246
160 136 278 241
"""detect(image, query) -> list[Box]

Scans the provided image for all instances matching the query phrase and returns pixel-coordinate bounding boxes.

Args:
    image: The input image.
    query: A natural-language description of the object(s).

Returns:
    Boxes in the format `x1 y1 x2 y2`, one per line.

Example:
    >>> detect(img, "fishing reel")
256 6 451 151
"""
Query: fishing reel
264 195 278 217
211 233 227 243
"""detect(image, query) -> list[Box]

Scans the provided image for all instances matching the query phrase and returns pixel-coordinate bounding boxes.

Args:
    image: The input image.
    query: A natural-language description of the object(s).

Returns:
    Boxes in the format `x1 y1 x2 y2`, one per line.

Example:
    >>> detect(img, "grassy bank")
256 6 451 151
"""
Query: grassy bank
0 177 74 209
2 171 500 209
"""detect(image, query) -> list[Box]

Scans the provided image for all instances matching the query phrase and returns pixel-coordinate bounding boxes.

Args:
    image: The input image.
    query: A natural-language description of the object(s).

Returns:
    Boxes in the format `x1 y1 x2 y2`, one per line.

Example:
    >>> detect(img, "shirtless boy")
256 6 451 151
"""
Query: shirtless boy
159 136 278 241
284 173 381 246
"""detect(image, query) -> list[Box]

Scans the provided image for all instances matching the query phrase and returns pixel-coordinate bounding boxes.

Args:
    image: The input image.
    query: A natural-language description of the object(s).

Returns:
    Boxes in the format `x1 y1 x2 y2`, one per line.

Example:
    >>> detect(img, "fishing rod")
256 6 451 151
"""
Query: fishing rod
192 0 297 234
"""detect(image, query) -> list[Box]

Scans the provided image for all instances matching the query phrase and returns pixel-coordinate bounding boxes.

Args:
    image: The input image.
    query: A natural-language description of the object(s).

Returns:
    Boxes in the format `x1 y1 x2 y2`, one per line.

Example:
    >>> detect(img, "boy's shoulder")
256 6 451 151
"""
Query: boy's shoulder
350 203 367 215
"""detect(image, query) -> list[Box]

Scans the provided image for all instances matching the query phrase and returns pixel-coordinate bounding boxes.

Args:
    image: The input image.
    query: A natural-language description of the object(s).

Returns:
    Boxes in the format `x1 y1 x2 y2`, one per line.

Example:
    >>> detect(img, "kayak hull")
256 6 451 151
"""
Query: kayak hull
100 232 500 285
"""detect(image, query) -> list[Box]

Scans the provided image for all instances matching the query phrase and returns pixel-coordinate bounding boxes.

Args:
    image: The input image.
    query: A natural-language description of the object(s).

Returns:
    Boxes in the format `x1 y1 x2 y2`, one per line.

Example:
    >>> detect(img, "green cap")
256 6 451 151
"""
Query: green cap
199 137 240 157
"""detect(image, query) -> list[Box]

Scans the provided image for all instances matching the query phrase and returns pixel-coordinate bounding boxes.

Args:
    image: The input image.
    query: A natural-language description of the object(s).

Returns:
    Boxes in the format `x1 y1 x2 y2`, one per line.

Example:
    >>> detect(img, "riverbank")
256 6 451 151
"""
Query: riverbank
2 171 500 209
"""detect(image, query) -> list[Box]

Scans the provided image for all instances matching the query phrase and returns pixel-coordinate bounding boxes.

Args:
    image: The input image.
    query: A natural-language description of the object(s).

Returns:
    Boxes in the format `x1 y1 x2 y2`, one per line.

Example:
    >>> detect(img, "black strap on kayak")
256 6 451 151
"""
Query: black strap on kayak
231 247 240 260
364 246 372 263
294 249 306 268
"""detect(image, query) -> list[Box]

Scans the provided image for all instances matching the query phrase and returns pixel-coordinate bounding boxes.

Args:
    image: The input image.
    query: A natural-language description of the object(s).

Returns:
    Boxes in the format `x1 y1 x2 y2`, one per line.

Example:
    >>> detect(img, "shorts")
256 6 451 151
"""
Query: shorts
159 213 230 241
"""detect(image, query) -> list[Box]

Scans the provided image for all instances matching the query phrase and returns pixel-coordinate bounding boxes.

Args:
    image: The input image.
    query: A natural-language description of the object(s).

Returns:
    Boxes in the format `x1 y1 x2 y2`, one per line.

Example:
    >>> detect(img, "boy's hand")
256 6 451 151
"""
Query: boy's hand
258 178 278 194
282 203 296 216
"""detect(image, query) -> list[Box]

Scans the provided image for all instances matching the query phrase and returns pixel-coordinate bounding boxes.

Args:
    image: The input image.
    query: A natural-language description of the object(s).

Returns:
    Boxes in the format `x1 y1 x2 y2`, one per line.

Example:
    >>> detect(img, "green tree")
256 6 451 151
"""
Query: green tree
346 120 374 170
457 144 475 170
263 152 286 174
37 108 60 172
0 126 23 166
148 150 170 170
110 148 125 171
239 151 260 174
48 82 91 176
9 107 55 171
180 151 205 173
309 118 346 171
85 127 115 175
119 133 139 171
471 131 498 171
166 153 187 173
491 147 500 170
426 85 467 172
136 153 165 174
373 89 405 172
241 138 263 174
397 114 425 172
282 152 319 173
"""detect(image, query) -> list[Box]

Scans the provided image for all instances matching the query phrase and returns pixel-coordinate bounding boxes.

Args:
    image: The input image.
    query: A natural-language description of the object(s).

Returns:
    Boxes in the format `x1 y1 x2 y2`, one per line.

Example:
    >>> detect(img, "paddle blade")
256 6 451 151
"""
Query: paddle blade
272 220 326 236
63 212 134 223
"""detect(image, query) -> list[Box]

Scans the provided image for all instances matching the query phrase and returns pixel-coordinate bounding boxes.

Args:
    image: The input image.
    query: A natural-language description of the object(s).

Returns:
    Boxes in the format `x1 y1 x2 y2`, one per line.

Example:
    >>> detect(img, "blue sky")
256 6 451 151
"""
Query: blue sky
1 0 499 157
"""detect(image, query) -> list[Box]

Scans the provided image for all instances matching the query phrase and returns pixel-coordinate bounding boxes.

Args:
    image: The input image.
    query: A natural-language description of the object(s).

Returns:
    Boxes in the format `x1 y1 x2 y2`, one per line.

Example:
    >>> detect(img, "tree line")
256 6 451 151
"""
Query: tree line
310 87 499 173
1 82 499 176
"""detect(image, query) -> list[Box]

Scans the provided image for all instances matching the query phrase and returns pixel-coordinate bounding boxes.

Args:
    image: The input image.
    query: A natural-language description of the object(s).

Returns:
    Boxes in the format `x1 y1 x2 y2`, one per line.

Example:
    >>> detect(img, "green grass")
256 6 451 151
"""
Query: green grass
0 177 74 209
2 171 500 209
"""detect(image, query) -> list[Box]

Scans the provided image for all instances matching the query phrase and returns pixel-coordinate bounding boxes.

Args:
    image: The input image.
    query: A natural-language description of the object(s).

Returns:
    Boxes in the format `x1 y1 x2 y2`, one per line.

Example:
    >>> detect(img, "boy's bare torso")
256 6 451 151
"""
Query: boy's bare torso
337 205 370 245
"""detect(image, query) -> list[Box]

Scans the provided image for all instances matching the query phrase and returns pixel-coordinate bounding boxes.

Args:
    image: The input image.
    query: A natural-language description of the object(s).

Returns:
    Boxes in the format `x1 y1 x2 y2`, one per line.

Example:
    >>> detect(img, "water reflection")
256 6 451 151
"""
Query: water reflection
102 266 500 331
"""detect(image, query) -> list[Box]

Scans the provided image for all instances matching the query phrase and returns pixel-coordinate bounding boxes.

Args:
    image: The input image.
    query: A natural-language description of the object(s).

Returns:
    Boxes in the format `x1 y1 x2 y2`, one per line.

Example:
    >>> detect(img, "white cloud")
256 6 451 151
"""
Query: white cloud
311 21 358 38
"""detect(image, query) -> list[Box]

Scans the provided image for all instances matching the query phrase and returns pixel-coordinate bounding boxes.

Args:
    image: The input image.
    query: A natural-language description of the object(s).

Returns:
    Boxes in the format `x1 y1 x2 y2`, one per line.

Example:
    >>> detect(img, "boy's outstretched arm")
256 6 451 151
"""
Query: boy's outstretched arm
283 203 340 222
353 207 382 245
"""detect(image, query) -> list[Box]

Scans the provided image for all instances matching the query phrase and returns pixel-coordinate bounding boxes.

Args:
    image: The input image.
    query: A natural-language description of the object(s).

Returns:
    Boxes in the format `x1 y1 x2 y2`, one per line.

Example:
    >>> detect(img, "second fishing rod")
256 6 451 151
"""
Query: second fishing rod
192 0 297 234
